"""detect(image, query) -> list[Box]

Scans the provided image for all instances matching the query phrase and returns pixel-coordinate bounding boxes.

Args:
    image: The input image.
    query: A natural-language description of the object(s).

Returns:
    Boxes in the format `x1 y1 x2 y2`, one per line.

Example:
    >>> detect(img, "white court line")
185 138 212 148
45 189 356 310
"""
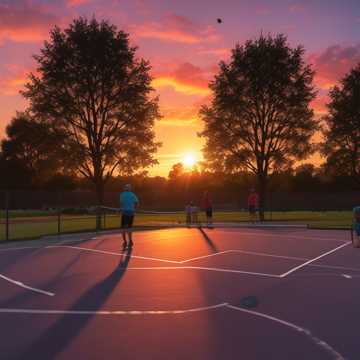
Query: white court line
280 242 351 278
213 229 349 243
310 263 360 272
0 302 227 315
48 244 357 278
287 273 353 279
0 246 41 253
48 245 179 264
226 304 345 360
181 250 244 263
125 266 280 278
221 250 308 262
50 245 309 266
0 274 54 296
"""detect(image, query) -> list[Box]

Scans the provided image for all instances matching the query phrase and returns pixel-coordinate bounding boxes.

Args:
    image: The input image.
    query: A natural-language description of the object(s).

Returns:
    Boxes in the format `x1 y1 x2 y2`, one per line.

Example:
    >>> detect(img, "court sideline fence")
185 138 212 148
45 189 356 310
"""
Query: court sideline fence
0 190 359 241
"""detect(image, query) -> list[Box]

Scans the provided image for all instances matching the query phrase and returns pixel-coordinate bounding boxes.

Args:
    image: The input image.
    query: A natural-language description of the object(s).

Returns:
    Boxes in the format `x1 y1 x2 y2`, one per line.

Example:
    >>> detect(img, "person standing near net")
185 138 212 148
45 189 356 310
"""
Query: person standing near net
120 184 139 249
247 188 259 223
202 191 213 227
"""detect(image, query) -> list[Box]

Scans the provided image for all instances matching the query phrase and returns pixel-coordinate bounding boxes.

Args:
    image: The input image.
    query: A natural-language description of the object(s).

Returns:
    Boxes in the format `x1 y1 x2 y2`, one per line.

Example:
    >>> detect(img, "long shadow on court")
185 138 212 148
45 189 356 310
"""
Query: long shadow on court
198 227 218 253
16 247 133 360
0 238 109 306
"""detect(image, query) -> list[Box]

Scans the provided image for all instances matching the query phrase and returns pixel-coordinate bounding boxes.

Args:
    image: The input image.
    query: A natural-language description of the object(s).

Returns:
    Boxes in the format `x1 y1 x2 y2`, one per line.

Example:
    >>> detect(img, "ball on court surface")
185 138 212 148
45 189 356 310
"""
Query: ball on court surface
217 18 222 24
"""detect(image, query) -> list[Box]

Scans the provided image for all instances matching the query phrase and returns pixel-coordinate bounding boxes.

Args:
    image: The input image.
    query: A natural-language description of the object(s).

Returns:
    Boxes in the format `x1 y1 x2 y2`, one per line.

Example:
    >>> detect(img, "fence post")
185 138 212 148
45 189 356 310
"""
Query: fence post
96 206 101 232
57 192 61 237
5 191 10 241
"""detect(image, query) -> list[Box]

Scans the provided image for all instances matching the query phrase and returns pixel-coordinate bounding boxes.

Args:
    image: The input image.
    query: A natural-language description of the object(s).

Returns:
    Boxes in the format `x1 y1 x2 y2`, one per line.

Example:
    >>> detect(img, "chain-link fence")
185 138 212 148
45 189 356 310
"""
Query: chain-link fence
0 190 359 241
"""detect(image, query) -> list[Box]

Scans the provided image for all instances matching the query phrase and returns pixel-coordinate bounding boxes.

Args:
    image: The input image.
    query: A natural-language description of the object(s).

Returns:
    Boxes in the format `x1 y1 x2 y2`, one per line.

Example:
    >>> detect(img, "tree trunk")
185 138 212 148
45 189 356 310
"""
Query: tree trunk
258 173 267 222
95 177 104 231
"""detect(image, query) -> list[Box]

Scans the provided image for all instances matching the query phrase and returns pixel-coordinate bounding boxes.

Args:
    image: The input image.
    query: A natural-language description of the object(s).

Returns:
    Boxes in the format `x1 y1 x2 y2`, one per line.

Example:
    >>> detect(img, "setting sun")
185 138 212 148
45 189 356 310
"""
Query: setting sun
183 153 196 167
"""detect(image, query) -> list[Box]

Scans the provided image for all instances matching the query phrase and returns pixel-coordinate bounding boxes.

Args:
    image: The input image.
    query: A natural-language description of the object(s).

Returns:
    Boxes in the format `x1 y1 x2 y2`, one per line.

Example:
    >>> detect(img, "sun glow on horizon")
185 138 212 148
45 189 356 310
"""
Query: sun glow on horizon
182 153 197 168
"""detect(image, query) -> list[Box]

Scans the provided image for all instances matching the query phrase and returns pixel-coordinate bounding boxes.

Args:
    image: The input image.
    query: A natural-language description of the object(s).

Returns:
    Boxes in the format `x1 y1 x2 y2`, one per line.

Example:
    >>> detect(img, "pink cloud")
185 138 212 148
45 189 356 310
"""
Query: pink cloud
0 1 57 43
309 44 360 90
134 14 220 44
289 3 307 13
255 5 272 15
0 65 29 96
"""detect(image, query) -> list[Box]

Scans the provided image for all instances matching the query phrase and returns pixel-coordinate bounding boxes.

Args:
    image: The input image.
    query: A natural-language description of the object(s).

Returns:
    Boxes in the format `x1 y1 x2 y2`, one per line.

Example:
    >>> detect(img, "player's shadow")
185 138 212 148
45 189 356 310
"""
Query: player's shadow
17 247 133 360
0 238 110 307
198 227 218 252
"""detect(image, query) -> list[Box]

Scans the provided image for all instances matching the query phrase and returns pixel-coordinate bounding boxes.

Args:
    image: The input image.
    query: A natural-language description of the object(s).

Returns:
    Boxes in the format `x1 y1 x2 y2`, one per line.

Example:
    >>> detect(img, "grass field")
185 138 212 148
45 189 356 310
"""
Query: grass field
0 210 355 242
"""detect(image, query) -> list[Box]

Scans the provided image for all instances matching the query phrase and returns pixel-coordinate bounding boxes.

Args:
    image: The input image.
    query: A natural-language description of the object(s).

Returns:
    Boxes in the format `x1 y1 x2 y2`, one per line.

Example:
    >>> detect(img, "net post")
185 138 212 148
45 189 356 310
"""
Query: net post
96 206 101 232
5 191 10 242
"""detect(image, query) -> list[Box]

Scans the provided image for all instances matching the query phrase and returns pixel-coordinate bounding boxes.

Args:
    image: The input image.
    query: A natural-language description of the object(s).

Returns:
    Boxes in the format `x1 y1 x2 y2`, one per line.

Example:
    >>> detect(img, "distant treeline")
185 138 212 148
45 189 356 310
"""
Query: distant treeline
1 163 358 211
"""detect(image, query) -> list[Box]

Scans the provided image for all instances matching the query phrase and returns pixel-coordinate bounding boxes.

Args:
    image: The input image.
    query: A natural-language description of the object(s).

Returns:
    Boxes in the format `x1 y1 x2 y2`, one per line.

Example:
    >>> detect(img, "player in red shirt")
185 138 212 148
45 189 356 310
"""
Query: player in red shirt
247 188 259 223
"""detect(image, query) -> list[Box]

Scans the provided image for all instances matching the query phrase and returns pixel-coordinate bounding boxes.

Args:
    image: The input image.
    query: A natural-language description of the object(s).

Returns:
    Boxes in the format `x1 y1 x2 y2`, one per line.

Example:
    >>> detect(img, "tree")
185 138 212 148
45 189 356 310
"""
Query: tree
23 17 160 204
0 153 32 190
321 64 360 185
1 112 71 187
168 163 185 180
199 34 317 220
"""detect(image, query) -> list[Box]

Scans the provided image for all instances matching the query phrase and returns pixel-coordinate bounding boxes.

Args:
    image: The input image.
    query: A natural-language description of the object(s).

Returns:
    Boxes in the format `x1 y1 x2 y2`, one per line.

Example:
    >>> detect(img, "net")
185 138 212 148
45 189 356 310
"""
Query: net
99 206 197 227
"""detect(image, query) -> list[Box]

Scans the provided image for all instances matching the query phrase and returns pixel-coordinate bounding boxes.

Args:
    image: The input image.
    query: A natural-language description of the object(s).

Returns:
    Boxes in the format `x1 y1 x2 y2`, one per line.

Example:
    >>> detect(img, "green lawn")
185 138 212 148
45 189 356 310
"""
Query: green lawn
0 210 354 242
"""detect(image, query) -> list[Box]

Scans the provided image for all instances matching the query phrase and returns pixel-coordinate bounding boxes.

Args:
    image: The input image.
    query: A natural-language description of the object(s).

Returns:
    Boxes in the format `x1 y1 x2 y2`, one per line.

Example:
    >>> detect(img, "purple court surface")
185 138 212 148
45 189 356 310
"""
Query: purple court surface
0 226 358 359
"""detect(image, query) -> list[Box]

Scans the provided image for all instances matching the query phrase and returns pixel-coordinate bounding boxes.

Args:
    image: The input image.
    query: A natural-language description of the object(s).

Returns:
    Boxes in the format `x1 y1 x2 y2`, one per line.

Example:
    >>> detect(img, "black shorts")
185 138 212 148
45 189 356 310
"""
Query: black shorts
249 205 256 214
121 214 134 228
205 208 213 218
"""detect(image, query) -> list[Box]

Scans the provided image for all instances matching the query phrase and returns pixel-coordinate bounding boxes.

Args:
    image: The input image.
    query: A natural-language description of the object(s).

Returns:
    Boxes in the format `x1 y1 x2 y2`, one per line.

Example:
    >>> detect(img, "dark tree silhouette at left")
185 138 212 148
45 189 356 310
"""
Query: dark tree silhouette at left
22 17 160 204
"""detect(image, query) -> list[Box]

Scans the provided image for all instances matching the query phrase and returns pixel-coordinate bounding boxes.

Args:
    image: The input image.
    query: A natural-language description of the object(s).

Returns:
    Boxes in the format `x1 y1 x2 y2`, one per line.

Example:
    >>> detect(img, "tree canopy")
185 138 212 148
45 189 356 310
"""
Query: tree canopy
22 17 160 203
199 34 317 218
321 63 360 184
1 112 71 187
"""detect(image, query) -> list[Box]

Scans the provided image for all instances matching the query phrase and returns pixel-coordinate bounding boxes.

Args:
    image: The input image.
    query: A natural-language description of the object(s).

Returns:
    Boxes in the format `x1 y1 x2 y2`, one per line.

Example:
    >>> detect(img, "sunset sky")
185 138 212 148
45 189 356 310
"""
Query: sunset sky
0 0 360 176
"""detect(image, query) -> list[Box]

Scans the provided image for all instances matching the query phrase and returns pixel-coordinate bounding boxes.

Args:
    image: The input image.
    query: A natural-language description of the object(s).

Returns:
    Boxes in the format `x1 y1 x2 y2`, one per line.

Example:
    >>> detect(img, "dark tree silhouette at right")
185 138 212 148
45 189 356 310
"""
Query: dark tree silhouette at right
200 34 317 220
321 63 360 185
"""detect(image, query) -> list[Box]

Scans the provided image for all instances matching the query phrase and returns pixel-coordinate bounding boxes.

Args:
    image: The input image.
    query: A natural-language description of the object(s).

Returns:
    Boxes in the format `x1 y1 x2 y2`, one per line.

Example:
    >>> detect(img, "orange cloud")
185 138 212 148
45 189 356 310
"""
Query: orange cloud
152 62 213 96
197 47 230 58
134 14 220 44
0 1 57 43
311 94 328 117
159 106 201 127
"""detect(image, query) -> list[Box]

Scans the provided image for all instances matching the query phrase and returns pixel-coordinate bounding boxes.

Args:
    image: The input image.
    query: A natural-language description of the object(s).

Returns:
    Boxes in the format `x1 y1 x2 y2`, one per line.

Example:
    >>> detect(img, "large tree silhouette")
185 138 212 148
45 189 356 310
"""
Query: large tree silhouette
23 17 160 204
321 64 360 184
200 34 317 219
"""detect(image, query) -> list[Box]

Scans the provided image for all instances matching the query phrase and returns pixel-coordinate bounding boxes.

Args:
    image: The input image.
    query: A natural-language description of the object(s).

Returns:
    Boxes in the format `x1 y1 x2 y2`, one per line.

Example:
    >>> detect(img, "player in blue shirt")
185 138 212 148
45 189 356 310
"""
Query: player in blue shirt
120 184 139 249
